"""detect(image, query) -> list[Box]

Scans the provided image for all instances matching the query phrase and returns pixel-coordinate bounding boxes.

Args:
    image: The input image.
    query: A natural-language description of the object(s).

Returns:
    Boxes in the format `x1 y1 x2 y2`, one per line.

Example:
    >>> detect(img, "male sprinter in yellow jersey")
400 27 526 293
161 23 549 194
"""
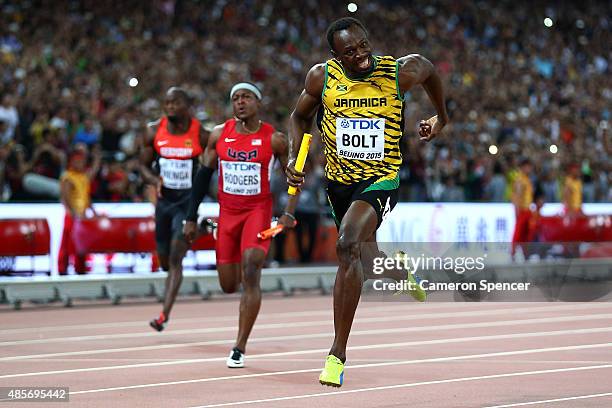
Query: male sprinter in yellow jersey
286 18 448 387
562 163 583 216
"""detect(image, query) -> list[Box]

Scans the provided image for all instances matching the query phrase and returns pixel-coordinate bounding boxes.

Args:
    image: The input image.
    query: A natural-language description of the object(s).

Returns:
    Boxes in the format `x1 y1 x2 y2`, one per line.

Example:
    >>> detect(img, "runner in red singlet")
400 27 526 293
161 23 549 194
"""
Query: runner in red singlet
140 87 207 331
183 82 294 368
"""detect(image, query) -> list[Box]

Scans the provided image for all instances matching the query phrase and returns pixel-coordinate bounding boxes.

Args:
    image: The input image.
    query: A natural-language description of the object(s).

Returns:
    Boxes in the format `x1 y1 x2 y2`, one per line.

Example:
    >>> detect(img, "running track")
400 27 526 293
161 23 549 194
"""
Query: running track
1 294 612 407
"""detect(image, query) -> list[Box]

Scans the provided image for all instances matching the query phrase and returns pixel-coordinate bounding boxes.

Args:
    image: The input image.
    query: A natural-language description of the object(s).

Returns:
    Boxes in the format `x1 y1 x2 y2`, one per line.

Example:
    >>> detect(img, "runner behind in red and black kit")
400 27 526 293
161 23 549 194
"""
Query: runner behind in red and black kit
140 87 208 331
183 82 294 368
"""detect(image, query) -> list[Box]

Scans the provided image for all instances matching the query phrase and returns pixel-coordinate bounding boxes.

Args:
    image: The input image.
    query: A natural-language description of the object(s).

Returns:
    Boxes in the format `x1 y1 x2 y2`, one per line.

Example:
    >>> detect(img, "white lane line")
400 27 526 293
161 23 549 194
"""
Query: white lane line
468 359 612 365
2 303 608 347
3 313 612 361
69 343 612 396
483 392 612 407
186 365 612 408
0 303 442 335
21 358 612 365
3 326 611 380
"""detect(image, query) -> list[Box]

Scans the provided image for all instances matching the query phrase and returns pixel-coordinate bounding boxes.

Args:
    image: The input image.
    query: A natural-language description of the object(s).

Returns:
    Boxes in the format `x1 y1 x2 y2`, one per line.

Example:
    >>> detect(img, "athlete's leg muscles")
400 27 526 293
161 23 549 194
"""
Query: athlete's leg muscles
149 202 175 331
361 234 406 282
215 205 243 293
218 263 241 293
331 200 378 362
57 212 73 274
512 209 530 257
161 237 189 319
158 254 170 272
155 200 172 271
235 247 266 352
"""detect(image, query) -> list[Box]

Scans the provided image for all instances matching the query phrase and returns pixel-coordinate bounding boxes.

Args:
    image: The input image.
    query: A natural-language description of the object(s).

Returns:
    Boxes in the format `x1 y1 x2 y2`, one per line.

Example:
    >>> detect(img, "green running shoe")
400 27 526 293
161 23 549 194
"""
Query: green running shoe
394 251 427 302
319 355 344 387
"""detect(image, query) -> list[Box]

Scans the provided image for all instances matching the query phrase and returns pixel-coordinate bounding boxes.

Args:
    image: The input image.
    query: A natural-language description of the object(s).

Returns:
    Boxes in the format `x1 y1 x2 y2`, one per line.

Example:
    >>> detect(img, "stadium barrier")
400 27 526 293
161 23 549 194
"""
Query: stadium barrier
2 202 611 275
540 214 612 242
0 266 337 309
1 203 611 308
0 218 51 274
1 259 611 309
0 202 219 275
70 217 217 272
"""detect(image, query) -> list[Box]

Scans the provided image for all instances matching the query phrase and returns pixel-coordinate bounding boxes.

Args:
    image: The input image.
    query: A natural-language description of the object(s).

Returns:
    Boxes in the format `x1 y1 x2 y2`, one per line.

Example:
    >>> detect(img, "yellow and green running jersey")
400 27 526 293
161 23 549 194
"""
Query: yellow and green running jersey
320 55 404 184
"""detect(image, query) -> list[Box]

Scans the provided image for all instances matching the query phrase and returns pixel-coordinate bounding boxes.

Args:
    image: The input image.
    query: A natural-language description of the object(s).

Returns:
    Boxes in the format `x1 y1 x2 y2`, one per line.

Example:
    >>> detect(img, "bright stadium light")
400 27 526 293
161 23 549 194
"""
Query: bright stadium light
347 2 358 12
549 144 558 154
544 17 553 27
488 145 498 155
129 77 139 87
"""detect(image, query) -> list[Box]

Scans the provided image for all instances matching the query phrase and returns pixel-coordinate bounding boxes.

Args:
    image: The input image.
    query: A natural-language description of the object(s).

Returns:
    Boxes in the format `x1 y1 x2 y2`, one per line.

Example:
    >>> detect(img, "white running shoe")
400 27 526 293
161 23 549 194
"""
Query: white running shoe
226 347 244 368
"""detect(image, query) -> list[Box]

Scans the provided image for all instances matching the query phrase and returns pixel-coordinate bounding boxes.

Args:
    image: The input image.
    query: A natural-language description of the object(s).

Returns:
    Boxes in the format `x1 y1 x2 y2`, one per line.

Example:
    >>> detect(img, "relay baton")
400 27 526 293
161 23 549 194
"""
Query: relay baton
257 224 285 240
259 133 311 240
287 133 312 196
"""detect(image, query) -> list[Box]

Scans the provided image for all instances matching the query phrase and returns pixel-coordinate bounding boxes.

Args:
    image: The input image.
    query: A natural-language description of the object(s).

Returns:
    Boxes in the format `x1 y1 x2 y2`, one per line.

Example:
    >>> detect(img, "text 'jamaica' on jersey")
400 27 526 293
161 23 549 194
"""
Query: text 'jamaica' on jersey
320 55 405 185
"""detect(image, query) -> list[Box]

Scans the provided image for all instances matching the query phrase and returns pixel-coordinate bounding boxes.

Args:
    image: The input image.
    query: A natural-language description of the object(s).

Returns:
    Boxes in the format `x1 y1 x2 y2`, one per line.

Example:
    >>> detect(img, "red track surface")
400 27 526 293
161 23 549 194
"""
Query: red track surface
1 294 612 407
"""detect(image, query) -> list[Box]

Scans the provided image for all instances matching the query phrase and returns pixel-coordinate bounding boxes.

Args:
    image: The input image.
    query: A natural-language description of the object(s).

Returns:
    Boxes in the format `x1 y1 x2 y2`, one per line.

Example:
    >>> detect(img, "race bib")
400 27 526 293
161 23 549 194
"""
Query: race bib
336 117 385 161
221 160 261 195
159 158 192 189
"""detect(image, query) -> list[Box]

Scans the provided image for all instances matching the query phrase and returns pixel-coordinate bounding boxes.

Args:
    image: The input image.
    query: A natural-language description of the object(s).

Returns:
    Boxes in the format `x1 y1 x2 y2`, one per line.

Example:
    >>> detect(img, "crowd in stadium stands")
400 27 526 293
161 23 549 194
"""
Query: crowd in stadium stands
0 0 610 208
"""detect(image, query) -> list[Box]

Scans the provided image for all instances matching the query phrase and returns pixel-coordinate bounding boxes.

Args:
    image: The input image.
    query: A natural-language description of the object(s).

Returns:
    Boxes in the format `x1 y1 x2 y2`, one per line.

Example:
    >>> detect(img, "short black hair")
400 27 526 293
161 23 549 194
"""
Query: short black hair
326 17 368 52
166 86 193 105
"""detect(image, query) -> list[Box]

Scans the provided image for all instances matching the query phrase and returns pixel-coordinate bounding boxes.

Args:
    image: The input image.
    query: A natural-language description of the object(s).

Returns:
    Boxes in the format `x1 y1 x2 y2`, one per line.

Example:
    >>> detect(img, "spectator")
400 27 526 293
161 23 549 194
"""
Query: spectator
484 162 506 202
58 148 101 274
30 129 65 180
511 158 534 259
525 187 547 259
0 94 18 145
581 162 596 203
439 173 466 202
4 144 29 201
0 1 608 205
540 169 559 203
101 155 130 202
562 163 583 216
73 117 100 146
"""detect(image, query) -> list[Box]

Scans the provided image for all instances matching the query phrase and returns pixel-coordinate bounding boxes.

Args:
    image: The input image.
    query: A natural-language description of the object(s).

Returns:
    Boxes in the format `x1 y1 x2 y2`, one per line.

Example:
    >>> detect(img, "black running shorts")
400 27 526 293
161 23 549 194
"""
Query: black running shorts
155 195 190 257
325 174 399 230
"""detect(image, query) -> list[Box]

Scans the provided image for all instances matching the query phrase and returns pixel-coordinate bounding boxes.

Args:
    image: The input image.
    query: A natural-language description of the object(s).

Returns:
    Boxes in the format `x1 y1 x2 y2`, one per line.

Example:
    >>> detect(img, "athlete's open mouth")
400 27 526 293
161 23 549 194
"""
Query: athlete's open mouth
357 57 372 71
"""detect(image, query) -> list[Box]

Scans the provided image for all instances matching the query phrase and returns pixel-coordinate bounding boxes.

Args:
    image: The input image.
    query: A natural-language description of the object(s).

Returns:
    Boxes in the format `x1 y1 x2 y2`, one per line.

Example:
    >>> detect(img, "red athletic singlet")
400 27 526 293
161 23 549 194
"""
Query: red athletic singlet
216 119 275 210
153 117 202 192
